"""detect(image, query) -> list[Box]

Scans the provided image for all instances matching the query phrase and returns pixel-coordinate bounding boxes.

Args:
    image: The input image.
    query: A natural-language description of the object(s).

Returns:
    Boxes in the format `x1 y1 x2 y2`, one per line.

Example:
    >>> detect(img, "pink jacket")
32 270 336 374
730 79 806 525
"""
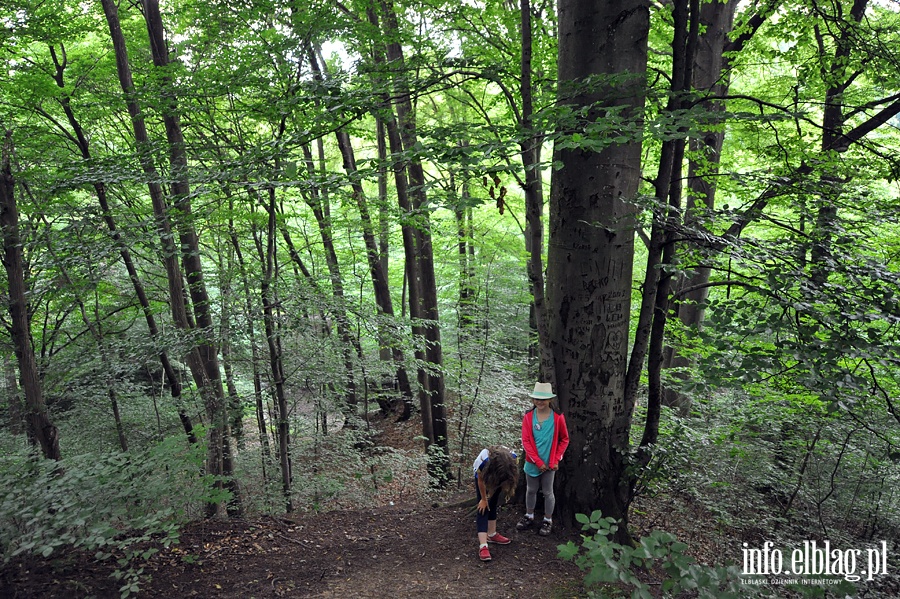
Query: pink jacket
521 409 569 470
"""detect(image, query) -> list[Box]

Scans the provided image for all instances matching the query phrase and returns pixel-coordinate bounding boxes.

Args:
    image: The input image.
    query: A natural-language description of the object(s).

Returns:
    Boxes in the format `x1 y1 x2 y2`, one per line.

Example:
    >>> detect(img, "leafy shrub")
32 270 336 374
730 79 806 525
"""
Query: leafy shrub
0 431 228 596
559 510 751 599
626 407 703 502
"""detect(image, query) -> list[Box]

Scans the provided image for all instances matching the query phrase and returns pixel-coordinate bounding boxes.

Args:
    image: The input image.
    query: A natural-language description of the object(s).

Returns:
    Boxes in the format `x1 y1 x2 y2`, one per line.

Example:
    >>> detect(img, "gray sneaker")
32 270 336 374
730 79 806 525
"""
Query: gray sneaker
538 520 552 536
516 515 535 531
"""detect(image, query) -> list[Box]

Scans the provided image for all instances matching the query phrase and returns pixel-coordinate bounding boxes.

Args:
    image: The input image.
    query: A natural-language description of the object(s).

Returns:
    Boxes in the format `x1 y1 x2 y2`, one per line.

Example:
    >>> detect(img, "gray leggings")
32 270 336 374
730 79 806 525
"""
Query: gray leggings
525 470 556 518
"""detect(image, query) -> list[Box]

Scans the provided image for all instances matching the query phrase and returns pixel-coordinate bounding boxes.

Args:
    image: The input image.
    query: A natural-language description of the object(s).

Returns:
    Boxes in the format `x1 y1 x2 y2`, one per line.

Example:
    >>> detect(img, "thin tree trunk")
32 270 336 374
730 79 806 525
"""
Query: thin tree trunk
305 44 416 419
36 209 129 452
376 0 450 482
783 427 822 517
275 211 340 384
520 0 553 384
375 118 391 280
140 1 237 516
335 124 414 414
632 0 699 463
366 7 432 445
0 132 60 460
5 354 22 434
662 0 740 414
45 43 196 442
261 188 293 512
454 177 476 331
300 142 359 417
228 215 271 460
624 0 693 416
217 243 244 446
100 0 192 365
810 0 867 288
103 0 236 515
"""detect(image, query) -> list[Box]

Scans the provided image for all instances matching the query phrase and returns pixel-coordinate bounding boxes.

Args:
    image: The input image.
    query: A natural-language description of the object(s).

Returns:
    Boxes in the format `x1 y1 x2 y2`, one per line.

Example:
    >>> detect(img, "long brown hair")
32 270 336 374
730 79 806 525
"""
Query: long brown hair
480 445 519 498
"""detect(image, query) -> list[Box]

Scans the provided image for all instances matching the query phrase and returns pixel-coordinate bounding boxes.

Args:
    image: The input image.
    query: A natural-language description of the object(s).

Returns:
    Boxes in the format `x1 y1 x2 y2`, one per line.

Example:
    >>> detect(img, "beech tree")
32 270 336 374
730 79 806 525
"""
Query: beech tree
661 0 744 414
548 0 900 542
366 0 452 480
547 0 650 538
99 0 239 516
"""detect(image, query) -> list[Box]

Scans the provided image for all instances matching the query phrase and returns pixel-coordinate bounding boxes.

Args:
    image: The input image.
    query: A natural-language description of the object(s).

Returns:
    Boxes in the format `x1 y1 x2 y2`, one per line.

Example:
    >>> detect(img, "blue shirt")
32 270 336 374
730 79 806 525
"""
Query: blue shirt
524 411 554 477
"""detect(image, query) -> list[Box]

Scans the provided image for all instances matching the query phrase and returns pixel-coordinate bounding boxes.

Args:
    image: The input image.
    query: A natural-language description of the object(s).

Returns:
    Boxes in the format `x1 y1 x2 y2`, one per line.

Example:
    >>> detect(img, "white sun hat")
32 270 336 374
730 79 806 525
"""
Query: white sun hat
529 382 556 399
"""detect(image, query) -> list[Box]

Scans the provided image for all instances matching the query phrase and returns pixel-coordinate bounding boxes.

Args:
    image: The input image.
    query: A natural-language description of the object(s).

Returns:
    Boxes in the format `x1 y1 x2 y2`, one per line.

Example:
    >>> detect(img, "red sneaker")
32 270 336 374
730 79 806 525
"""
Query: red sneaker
479 545 492 561
487 532 511 545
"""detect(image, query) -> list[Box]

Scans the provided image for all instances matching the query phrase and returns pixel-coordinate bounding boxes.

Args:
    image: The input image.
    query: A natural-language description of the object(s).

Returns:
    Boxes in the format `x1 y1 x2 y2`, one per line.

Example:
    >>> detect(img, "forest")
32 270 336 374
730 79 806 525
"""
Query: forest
1 0 899 597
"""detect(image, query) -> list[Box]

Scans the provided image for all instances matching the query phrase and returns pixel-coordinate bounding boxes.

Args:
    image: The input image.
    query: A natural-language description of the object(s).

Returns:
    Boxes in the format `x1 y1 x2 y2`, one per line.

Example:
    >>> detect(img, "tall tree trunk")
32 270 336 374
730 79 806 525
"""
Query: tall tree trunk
217 242 244 446
261 188 293 512
141 1 237 516
375 118 391 284
662 0 740 414
308 45 412 412
454 177 476 331
520 0 553 384
0 132 60 460
549 0 649 542
375 115 392 284
382 109 431 428
100 0 191 371
102 0 236 515
228 212 272 461
46 43 196 442
661 1 782 409
333 122 414 414
626 0 698 462
371 3 450 482
368 1 450 485
373 114 412 420
300 142 359 417
809 0 867 288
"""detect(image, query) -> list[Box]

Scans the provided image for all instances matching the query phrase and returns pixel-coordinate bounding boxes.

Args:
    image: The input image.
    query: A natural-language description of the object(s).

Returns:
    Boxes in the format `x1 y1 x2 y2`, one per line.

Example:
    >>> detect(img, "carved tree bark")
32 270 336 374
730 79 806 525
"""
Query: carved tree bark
549 0 650 541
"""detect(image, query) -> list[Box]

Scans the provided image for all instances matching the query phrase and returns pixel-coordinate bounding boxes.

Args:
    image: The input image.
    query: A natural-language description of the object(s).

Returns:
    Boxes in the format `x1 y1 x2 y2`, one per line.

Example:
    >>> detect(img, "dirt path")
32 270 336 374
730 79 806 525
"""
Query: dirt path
1 499 583 598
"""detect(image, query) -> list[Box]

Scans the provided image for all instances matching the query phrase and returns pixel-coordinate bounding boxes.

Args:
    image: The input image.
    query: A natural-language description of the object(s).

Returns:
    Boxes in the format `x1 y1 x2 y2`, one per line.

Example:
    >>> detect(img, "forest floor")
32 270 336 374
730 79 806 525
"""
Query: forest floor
1 493 588 599
1 490 753 599
4 415 897 598
0 476 749 599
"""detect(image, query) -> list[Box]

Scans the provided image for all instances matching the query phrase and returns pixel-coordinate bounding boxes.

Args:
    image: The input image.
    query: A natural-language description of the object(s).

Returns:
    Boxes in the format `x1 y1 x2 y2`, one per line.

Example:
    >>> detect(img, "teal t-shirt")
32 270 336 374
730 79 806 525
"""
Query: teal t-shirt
524 410 555 477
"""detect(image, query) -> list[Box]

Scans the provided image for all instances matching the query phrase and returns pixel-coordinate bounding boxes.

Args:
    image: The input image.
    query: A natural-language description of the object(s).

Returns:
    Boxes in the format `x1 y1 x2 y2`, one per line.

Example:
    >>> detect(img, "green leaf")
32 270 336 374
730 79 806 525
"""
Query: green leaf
557 542 579 561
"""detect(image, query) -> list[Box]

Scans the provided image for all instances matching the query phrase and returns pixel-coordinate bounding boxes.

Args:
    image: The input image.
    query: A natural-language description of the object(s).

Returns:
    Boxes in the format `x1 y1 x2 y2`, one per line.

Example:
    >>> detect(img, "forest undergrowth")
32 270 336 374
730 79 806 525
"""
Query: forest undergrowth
2 401 899 599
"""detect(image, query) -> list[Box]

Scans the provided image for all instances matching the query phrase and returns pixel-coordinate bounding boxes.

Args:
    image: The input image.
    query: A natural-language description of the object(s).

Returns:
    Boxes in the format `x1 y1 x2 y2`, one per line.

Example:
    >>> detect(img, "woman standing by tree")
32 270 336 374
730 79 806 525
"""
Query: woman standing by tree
518 383 569 536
